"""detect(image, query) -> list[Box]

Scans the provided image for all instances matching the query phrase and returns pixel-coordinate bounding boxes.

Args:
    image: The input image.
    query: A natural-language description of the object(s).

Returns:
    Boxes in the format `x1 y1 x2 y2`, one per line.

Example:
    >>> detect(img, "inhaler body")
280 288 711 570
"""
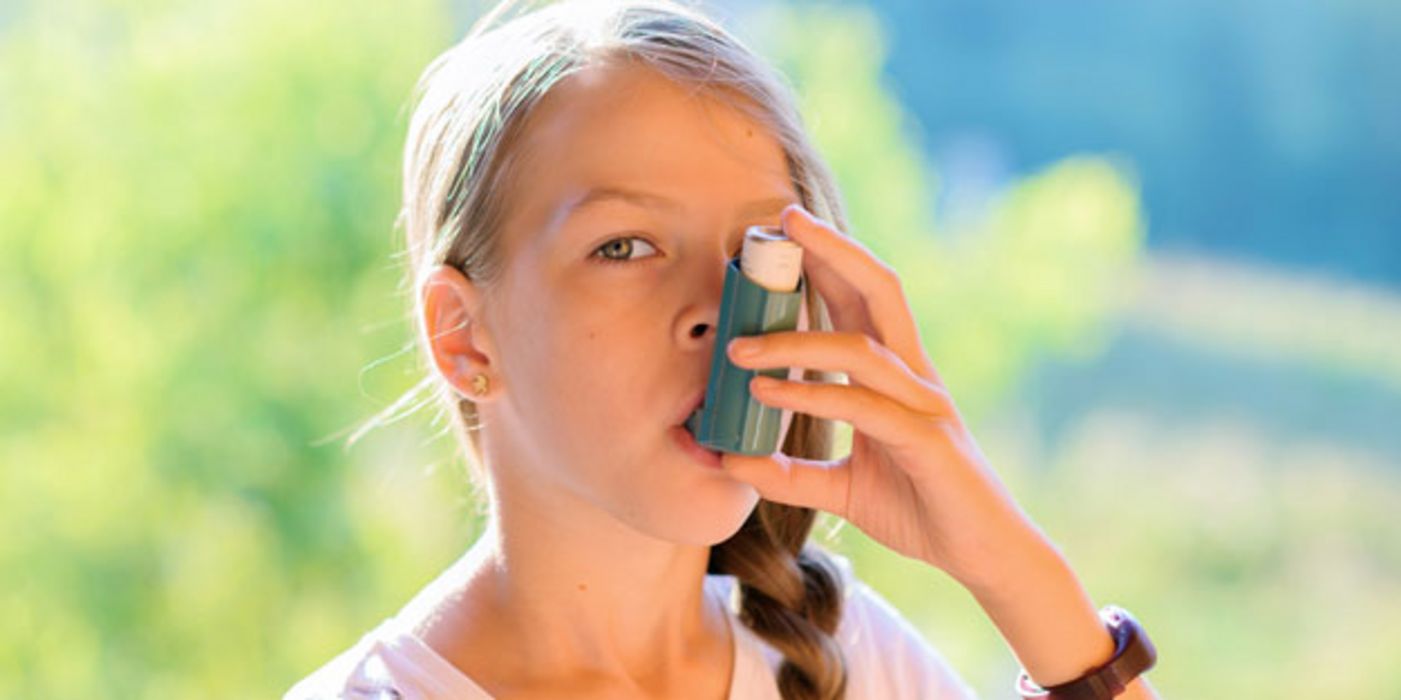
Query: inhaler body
684 226 804 455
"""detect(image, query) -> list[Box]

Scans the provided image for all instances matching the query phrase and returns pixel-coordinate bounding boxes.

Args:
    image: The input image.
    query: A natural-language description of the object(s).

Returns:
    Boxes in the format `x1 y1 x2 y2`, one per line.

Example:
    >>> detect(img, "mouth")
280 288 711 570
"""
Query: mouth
674 388 707 430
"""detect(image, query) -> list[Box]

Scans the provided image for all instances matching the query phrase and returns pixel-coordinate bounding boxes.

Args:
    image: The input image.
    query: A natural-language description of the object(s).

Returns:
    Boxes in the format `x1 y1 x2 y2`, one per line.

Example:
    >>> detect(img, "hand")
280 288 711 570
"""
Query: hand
721 203 1049 590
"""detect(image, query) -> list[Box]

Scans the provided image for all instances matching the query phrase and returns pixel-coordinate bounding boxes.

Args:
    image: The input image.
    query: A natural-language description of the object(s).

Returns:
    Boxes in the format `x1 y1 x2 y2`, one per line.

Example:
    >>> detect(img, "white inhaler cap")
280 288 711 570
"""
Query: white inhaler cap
740 225 803 292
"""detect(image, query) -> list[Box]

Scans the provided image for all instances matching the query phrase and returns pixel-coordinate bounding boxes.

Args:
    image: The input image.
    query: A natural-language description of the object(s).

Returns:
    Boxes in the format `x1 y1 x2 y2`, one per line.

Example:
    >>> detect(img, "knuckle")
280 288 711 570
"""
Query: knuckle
825 466 848 517
845 331 879 356
876 260 902 290
858 386 884 414
916 381 952 415
860 332 883 355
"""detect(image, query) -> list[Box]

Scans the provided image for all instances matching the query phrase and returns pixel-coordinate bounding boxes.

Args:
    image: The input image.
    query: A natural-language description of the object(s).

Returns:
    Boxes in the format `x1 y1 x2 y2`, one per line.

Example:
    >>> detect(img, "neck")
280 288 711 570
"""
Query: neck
400 477 732 693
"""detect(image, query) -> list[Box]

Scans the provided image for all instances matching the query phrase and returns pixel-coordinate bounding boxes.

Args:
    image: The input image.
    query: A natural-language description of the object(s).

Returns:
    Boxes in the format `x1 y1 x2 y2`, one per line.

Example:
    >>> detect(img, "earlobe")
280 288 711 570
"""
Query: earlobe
421 264 496 400
449 355 493 399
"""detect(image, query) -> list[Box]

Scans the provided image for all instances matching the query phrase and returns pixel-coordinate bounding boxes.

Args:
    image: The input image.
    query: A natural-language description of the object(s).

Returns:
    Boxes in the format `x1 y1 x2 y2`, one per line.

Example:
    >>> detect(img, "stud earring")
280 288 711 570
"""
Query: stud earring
470 373 489 397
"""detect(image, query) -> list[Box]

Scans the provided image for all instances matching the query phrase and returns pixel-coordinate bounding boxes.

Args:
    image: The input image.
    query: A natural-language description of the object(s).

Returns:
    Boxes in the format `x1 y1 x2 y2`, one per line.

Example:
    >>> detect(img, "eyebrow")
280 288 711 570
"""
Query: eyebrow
563 185 796 221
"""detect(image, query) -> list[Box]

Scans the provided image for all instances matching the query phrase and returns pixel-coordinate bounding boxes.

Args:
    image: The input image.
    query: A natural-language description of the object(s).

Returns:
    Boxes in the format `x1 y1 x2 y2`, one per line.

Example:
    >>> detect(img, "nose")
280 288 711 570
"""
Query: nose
677 253 731 352
678 222 756 350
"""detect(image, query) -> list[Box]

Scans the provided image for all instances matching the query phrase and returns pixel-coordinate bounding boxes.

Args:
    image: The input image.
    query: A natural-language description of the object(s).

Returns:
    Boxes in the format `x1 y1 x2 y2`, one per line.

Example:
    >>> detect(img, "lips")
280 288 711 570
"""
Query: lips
674 388 707 428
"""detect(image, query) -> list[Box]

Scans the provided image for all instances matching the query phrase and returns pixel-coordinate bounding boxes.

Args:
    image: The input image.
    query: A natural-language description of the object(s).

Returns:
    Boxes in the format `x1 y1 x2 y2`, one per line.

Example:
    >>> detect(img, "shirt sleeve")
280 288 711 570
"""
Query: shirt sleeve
282 618 492 700
830 553 981 700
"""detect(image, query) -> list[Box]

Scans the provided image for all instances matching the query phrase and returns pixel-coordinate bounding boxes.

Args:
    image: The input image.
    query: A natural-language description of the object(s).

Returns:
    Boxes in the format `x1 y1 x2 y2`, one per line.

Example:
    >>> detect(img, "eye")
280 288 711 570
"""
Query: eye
590 235 660 265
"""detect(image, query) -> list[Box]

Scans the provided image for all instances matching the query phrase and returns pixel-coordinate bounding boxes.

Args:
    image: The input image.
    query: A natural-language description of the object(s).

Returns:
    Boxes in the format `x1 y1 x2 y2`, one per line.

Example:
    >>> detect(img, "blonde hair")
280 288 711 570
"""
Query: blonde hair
355 1 855 697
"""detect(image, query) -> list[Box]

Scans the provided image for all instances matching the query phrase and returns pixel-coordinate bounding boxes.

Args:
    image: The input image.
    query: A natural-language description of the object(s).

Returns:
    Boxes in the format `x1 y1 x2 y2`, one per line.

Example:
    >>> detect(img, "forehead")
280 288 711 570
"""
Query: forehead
506 62 796 226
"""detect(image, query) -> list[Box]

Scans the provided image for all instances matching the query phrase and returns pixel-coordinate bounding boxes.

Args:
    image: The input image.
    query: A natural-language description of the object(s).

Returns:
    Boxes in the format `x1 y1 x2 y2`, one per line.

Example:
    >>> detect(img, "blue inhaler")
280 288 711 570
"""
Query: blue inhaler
684 225 805 455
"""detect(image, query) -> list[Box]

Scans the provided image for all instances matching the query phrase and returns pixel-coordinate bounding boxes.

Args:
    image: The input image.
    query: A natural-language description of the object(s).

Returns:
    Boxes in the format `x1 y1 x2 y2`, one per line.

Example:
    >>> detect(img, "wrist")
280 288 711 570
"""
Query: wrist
963 540 1116 688
952 524 1062 599
1016 606 1159 699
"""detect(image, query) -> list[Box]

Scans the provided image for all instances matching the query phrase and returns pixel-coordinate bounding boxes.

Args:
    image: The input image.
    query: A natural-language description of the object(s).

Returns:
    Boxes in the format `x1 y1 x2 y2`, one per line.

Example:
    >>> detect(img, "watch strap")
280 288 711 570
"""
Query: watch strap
1015 605 1157 700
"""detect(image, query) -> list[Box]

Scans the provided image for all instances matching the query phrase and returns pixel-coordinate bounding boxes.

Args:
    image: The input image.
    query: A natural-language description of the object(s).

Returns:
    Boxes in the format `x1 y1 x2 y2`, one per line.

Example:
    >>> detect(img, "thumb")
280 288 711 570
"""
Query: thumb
720 451 851 517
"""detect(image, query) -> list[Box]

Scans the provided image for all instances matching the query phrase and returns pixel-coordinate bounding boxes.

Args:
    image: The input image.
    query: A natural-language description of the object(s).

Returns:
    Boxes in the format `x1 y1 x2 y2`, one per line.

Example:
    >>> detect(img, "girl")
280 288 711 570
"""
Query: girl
288 1 1161 698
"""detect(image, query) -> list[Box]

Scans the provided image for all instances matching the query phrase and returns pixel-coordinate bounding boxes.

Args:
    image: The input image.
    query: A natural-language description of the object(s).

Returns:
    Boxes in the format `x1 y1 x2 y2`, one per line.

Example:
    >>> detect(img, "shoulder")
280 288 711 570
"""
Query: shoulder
826 552 980 700
283 618 490 700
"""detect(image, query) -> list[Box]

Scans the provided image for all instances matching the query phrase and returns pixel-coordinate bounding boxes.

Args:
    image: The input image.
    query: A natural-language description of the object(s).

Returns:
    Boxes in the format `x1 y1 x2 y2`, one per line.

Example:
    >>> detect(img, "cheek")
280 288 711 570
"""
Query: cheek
501 269 661 437
518 312 637 428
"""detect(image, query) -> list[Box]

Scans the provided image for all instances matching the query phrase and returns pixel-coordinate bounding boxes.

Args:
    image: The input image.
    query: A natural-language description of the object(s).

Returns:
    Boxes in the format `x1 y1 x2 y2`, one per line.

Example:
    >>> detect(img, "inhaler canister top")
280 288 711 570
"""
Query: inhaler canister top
740 225 804 292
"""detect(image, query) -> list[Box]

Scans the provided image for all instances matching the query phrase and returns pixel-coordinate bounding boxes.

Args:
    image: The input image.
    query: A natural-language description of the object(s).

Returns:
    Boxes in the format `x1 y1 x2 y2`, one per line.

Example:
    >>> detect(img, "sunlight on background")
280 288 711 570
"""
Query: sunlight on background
2 0 1397 698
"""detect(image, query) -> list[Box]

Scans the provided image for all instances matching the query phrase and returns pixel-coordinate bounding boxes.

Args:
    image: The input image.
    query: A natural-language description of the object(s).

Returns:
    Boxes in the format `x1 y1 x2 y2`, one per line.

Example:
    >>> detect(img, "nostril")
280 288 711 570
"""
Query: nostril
690 323 708 339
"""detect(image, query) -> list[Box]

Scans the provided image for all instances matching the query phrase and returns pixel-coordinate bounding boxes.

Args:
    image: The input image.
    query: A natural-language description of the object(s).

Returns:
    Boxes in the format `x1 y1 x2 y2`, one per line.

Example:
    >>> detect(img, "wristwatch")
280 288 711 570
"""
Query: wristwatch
1014 605 1157 700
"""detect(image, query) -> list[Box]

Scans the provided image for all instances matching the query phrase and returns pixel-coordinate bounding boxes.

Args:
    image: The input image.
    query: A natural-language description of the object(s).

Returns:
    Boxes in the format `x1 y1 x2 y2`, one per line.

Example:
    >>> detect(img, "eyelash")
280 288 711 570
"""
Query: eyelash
587 233 753 265
590 235 661 265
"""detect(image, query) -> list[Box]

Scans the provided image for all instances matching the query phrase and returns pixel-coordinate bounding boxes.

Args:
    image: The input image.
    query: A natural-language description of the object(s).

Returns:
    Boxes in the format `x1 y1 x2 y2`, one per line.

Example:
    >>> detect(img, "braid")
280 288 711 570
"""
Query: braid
709 367 850 700
711 512 848 700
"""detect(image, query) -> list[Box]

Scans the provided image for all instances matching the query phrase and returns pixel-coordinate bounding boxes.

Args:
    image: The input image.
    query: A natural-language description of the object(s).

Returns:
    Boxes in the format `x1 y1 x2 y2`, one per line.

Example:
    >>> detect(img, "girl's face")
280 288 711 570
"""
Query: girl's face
473 62 805 544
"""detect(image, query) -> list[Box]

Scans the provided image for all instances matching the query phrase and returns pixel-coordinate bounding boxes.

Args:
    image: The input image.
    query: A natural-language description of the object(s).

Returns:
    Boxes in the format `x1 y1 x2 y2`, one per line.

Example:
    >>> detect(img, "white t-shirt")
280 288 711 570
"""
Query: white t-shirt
285 553 978 699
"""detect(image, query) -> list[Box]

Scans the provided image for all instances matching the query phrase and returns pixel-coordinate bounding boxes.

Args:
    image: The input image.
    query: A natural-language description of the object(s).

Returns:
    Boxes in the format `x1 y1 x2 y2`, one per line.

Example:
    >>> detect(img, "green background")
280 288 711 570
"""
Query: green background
2 1 1396 698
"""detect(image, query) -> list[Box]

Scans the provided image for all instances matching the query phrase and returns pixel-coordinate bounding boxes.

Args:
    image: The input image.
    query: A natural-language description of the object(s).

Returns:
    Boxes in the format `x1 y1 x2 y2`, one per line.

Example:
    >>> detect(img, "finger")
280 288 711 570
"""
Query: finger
727 330 949 419
720 451 852 518
782 205 943 387
781 207 877 339
748 375 932 451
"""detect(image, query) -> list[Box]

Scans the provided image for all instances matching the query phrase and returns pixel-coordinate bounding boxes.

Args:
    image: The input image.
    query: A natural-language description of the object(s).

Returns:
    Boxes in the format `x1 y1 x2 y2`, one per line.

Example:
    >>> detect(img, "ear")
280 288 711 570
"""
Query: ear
420 264 498 401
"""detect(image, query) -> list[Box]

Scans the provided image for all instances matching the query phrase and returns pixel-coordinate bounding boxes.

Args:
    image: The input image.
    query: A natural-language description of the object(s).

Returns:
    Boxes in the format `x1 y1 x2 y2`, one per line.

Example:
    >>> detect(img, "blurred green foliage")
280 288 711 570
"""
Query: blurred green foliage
4 1 1394 699
749 4 1144 421
1 0 470 696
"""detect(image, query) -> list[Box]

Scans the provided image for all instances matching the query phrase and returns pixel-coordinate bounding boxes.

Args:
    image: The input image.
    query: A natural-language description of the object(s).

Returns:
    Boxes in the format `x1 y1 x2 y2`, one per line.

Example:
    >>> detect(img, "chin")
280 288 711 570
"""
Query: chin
625 476 761 547
678 492 761 546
